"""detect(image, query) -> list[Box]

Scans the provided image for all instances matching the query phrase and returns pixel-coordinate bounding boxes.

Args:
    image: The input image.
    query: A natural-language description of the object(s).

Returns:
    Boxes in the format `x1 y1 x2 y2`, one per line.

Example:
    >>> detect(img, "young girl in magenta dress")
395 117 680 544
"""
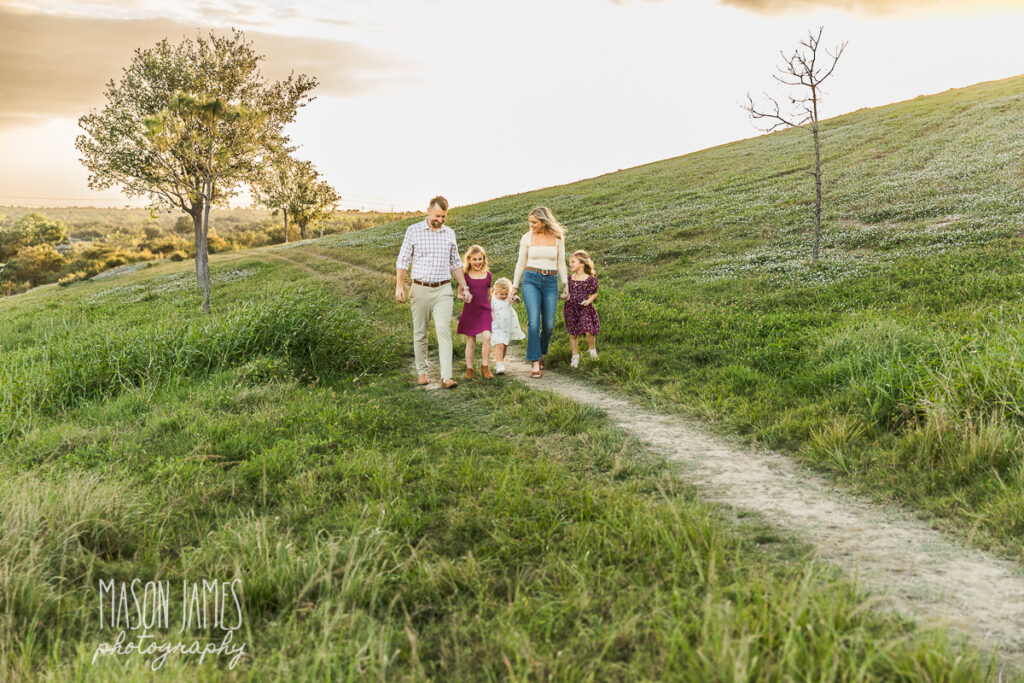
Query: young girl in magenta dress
564 250 600 368
456 245 493 379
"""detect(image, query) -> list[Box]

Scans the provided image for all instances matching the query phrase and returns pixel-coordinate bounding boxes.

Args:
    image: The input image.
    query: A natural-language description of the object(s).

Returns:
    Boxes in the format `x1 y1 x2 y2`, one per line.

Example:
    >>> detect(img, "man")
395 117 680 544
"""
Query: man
395 196 472 389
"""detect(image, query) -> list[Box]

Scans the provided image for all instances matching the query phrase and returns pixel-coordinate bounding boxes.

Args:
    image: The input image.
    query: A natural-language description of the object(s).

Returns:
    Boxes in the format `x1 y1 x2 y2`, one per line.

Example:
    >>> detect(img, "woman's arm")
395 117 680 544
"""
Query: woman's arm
556 239 568 288
512 233 529 290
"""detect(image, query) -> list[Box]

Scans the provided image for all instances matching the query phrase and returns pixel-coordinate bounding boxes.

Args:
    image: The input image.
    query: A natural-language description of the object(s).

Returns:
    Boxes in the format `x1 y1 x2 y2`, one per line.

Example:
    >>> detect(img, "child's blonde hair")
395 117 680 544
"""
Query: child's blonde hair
462 244 489 273
570 250 596 277
492 277 513 296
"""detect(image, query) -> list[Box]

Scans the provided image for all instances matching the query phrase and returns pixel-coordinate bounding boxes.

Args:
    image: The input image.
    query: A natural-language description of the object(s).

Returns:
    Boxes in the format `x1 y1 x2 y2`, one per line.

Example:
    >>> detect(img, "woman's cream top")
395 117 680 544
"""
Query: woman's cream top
512 231 567 289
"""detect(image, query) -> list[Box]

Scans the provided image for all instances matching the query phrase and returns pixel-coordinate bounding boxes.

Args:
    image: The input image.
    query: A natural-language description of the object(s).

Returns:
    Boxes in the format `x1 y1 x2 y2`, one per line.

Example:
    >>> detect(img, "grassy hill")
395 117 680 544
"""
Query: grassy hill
1 76 1022 678
2 255 996 678
317 75 1024 558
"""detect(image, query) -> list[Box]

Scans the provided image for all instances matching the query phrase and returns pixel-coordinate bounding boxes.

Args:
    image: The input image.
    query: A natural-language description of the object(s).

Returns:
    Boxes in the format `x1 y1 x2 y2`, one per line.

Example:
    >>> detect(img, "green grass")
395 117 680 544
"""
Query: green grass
315 75 1024 559
0 256 999 679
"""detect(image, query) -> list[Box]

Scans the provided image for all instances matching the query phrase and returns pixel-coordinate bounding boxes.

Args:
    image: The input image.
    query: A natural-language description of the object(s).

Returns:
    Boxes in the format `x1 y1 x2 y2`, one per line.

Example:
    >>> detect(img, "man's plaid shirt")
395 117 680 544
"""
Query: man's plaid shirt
395 220 462 283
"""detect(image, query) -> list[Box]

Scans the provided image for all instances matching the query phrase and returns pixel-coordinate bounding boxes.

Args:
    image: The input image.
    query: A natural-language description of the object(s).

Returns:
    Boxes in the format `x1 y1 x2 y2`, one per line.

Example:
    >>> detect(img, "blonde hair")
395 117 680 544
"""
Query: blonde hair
492 277 513 295
528 206 565 240
462 244 489 273
570 250 596 277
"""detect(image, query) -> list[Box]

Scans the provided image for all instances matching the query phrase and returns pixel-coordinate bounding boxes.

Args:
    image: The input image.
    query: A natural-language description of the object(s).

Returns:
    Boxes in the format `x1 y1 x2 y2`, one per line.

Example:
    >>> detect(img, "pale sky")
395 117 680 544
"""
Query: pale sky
1 0 1024 211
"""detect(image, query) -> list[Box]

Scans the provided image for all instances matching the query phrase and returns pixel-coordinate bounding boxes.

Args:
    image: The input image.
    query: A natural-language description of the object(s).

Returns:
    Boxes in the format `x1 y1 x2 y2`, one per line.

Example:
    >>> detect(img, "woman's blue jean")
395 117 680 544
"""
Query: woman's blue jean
521 270 559 362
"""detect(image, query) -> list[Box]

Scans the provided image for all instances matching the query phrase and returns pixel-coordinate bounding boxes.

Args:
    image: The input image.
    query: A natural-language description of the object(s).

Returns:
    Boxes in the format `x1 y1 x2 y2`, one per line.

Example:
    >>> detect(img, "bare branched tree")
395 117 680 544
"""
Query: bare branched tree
743 26 847 263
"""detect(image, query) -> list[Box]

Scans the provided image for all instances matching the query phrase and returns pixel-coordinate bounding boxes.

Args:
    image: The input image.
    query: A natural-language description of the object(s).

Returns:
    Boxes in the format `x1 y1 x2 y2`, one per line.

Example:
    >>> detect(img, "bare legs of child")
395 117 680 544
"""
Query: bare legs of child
492 343 506 374
569 333 598 368
465 332 493 379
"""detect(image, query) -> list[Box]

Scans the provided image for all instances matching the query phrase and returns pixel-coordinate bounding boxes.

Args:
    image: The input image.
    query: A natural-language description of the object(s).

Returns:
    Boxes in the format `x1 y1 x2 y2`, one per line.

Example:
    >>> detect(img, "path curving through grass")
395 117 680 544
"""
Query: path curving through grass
267 243 1024 670
500 349 1024 666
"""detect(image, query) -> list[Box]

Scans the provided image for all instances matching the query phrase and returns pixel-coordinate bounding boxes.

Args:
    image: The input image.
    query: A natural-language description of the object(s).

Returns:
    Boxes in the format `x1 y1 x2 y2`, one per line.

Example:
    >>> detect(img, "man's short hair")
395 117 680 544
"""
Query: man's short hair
429 196 449 211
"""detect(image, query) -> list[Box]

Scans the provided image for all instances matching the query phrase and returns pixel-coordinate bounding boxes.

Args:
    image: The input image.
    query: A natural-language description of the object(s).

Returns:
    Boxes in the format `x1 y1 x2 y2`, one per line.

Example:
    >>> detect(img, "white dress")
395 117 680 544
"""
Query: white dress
490 296 525 346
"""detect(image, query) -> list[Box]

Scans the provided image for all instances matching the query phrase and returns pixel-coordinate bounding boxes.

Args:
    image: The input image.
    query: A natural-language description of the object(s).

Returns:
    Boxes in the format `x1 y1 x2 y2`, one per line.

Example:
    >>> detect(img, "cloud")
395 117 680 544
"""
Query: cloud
0 5 411 128
718 0 1024 15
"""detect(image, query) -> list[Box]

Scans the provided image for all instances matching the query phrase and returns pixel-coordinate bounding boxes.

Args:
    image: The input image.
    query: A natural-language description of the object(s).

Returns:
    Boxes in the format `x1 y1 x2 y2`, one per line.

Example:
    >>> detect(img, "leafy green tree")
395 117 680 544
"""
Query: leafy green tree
2 244 67 284
76 30 316 312
0 213 69 261
291 166 341 240
254 156 340 241
253 152 297 243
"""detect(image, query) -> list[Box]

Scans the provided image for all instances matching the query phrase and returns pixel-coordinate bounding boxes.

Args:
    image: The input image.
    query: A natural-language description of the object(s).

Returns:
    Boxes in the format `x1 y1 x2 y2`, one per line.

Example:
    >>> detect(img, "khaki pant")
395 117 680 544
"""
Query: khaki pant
409 283 454 380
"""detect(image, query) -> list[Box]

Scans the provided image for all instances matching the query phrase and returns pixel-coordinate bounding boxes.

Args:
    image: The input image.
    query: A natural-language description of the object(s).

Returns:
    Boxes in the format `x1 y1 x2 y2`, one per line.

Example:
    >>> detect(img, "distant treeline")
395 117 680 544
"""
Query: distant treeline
0 207 411 296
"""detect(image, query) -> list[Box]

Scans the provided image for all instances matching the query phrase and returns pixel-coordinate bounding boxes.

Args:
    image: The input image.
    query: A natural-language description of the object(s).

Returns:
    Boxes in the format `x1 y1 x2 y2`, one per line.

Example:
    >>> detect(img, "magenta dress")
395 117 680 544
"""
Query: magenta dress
564 276 600 335
457 272 493 336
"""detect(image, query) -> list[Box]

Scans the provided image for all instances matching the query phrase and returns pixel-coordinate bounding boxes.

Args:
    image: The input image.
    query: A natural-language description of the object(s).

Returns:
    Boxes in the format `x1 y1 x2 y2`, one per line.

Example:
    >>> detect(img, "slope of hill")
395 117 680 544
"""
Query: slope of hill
0 256 995 678
321 75 1024 557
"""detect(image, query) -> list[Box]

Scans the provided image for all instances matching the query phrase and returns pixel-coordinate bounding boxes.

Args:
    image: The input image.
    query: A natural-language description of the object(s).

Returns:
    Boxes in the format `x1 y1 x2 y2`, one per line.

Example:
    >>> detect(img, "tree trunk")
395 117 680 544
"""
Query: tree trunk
191 210 204 288
298 220 308 241
283 212 289 244
200 196 212 314
812 125 822 264
811 90 822 265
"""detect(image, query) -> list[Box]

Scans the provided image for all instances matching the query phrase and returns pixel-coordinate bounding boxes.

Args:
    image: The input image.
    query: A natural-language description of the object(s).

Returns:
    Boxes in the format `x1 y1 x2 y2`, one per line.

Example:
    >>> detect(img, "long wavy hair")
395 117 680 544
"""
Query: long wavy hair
462 244 489 273
529 206 565 240
570 250 596 277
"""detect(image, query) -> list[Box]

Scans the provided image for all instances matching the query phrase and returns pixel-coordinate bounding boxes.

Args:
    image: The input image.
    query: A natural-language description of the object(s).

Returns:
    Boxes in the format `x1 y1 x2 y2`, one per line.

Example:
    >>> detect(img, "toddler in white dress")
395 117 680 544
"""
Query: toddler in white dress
489 277 525 375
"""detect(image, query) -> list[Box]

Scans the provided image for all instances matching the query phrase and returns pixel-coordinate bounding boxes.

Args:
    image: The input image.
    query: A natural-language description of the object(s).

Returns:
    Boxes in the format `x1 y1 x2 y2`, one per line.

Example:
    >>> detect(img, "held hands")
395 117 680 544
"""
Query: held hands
560 287 569 301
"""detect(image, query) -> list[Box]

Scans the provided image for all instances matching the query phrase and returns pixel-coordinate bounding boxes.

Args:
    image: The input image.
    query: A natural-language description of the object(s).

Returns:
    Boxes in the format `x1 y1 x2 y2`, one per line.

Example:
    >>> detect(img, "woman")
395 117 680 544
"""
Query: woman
511 206 568 378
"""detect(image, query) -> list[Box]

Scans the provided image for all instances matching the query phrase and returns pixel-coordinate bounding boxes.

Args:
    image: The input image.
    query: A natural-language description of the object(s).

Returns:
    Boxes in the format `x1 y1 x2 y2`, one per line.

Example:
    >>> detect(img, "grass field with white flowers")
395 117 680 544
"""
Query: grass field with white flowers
3 75 1024 679
323 74 1024 560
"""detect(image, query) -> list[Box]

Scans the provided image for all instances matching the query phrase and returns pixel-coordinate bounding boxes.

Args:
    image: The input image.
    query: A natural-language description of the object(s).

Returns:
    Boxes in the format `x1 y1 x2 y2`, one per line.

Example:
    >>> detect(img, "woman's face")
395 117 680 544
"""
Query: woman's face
528 214 542 232
468 253 485 271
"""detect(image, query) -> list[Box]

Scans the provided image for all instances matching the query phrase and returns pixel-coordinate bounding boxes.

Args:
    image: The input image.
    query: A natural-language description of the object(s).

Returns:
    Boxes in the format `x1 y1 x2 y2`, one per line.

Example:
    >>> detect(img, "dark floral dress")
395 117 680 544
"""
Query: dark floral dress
564 276 599 335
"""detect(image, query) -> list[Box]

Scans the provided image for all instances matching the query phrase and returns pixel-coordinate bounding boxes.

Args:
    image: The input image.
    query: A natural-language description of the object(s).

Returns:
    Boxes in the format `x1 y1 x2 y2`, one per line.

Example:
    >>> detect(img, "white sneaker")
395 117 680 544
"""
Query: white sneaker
495 361 505 375
570 354 580 368
589 348 598 359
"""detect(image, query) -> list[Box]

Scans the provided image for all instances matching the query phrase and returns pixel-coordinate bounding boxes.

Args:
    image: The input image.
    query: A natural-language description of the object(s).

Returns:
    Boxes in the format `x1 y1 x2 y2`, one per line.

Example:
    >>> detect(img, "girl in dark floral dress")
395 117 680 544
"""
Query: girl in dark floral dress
564 250 600 368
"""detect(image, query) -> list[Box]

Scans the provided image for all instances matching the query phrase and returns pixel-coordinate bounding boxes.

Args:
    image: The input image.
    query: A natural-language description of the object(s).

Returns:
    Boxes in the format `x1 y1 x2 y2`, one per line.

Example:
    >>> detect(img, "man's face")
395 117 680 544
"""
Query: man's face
427 204 447 229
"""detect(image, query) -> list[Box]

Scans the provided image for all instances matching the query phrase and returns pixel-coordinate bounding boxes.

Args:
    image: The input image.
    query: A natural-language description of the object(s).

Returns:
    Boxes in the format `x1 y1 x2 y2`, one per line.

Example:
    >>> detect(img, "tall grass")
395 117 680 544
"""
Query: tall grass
312 76 1024 557
0 259 999 679
1 287 400 442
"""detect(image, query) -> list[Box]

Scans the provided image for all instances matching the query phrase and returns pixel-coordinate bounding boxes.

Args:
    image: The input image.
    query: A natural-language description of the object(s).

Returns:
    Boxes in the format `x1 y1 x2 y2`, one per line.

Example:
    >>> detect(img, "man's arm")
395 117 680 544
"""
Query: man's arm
449 235 471 302
395 226 415 304
451 266 470 302
395 268 407 303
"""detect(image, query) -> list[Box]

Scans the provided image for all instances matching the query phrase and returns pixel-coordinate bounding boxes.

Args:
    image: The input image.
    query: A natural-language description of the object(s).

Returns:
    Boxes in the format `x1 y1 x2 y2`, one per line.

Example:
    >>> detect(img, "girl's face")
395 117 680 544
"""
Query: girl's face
569 257 582 272
495 289 509 301
468 253 485 271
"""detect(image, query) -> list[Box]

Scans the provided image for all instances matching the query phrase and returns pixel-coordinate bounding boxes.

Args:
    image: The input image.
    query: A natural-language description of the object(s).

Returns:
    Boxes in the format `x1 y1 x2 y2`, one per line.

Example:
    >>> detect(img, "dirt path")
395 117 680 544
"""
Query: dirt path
498 351 1024 667
266 246 1024 666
